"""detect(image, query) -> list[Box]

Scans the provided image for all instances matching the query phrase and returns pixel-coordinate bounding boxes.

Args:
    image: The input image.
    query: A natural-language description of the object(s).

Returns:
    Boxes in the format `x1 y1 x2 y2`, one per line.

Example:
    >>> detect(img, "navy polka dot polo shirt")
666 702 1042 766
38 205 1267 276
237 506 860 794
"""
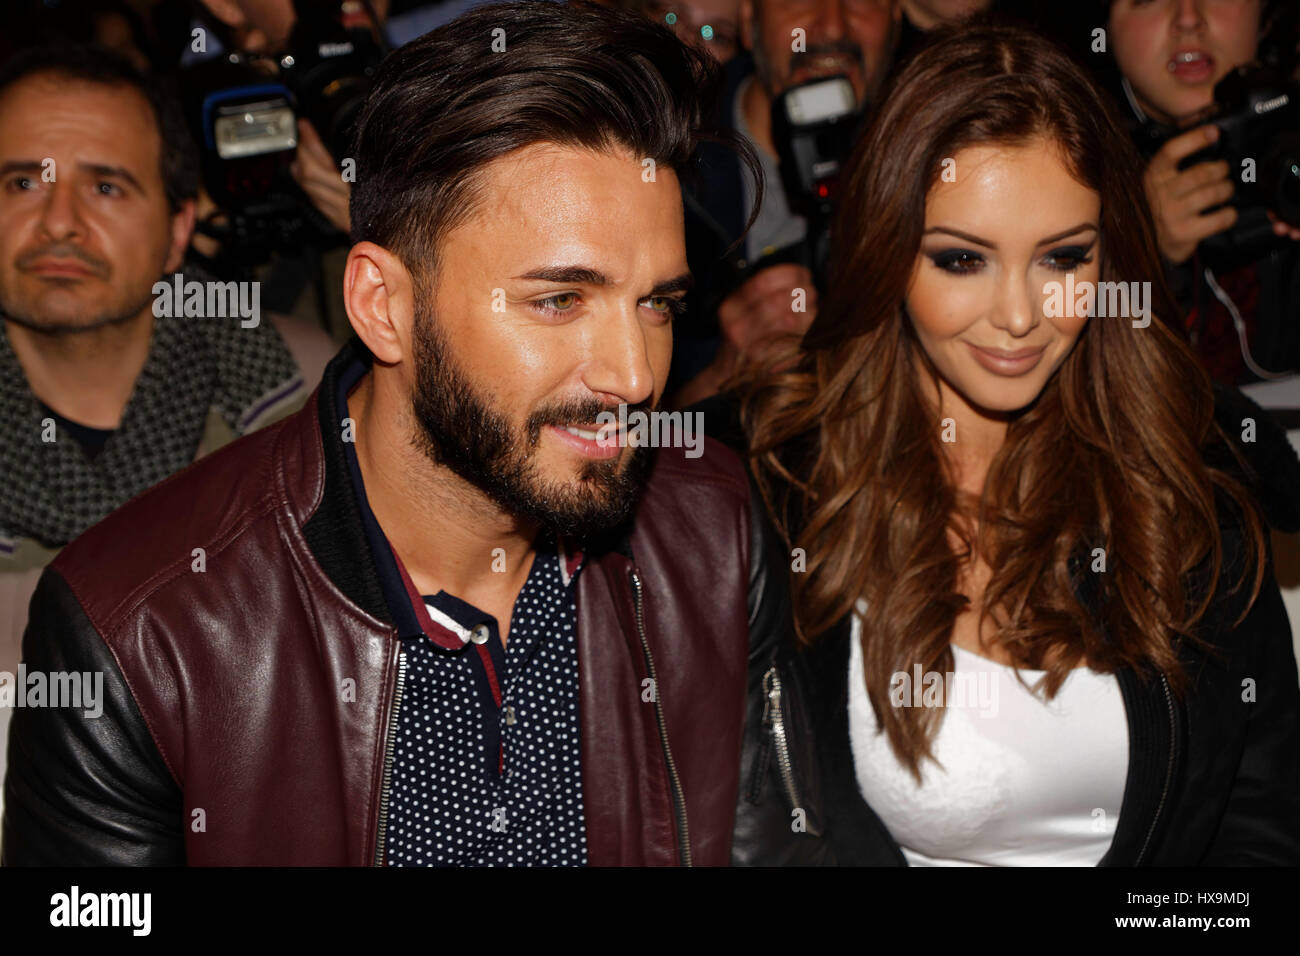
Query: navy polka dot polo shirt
386 537 587 866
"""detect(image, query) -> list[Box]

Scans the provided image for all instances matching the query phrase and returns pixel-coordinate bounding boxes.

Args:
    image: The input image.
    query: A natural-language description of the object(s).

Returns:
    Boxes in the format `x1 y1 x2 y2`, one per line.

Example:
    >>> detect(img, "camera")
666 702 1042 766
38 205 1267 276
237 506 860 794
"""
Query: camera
178 0 385 275
1141 65 1300 263
279 0 385 165
769 74 862 291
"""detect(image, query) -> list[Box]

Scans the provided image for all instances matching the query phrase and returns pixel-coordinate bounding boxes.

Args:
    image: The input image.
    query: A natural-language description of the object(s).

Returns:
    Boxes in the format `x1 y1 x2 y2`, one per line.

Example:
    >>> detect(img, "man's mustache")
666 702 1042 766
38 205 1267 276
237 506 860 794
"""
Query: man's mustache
789 42 865 74
526 397 655 443
16 242 110 278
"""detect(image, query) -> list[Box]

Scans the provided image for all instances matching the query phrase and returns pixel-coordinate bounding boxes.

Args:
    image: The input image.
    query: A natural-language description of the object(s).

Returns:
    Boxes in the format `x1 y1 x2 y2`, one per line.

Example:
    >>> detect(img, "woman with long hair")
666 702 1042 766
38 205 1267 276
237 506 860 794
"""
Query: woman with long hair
730 21 1300 865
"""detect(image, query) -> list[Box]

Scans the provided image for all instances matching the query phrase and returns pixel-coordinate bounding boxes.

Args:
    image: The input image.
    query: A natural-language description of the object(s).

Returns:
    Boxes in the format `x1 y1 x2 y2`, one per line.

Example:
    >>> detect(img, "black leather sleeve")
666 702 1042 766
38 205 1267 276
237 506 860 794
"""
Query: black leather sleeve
733 487 830 864
1 569 184 865
1201 549 1300 865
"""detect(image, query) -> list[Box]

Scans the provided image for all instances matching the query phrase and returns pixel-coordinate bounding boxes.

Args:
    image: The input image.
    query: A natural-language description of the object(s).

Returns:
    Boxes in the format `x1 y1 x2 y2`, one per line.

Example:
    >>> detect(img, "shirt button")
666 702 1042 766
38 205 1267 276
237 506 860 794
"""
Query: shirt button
470 624 490 644
505 705 517 726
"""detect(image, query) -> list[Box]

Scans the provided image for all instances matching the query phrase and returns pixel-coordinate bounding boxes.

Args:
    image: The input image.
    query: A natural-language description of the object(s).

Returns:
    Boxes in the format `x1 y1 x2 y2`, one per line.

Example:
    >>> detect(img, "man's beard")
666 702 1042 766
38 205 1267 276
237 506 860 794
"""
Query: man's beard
408 305 654 543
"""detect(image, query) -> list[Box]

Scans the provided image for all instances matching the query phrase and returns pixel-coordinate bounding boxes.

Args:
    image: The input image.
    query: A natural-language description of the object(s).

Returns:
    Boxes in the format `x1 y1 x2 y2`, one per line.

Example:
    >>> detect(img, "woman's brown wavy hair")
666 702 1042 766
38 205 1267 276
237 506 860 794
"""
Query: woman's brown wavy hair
741 22 1268 779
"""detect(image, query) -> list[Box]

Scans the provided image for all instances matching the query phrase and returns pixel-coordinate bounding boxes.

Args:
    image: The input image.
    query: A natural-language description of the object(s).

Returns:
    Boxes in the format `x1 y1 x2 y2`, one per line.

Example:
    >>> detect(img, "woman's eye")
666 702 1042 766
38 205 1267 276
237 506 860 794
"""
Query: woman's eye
1043 246 1094 272
930 250 984 274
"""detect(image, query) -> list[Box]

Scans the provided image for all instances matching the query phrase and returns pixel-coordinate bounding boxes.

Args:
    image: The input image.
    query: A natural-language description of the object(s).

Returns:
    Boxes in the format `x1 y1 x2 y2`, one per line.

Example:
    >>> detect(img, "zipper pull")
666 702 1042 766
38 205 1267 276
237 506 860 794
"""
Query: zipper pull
761 666 779 727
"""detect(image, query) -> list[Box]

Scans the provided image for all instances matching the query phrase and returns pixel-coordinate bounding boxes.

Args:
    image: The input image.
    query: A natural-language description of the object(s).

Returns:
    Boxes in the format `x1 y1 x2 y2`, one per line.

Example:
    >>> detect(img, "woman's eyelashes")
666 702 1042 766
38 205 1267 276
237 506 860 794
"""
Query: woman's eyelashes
929 248 984 274
927 244 1096 275
529 292 687 319
1043 245 1094 272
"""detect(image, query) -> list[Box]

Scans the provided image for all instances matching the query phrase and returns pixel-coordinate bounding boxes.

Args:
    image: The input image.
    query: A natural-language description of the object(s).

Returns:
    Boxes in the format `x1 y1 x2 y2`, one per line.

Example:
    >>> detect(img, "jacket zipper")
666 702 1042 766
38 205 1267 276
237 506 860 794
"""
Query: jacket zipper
1134 673 1176 866
762 665 803 811
372 643 408 866
628 569 693 866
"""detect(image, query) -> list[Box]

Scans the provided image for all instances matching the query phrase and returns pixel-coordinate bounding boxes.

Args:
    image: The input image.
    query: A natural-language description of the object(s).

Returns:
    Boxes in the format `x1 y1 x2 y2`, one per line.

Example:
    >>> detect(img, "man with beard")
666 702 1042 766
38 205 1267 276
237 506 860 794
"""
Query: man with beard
672 0 903 404
2 1 788 866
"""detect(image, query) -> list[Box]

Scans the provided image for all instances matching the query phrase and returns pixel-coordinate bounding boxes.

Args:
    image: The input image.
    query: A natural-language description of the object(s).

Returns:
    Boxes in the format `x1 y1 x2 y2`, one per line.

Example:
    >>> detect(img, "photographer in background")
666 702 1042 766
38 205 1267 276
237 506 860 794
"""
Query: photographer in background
1106 0 1300 384
178 0 397 341
0 46 334 812
672 0 901 406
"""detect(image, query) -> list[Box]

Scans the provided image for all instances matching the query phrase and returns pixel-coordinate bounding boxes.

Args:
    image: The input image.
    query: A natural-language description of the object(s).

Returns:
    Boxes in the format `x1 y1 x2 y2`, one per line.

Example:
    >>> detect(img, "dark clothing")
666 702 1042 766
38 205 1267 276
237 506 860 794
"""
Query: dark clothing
674 52 761 398
36 402 113 461
722 385 1300 865
2 338 788 866
1168 244 1300 384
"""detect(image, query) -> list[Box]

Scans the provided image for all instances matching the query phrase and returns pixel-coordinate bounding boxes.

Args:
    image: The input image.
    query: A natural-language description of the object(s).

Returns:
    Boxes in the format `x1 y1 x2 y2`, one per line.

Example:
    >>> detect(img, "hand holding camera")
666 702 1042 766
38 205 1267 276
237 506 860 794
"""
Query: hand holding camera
1142 65 1300 265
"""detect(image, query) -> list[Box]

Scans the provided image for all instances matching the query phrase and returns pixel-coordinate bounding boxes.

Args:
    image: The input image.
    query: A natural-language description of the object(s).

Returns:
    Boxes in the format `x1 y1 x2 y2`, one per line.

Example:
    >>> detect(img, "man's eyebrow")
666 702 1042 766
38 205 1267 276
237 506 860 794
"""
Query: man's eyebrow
649 272 693 296
0 160 47 176
79 162 144 193
512 266 610 285
0 160 146 194
511 267 694 295
923 223 1099 249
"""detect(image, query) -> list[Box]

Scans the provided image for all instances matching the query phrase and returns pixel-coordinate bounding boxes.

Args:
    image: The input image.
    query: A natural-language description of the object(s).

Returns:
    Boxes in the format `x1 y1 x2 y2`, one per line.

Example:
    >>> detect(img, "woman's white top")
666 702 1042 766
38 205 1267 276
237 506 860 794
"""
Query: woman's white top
847 606 1129 865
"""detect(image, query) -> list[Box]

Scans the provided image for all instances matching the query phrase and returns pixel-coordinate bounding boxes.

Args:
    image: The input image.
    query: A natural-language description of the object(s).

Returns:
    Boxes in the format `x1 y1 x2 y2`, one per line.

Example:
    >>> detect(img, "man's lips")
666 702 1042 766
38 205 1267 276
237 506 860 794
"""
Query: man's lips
24 258 98 278
547 423 623 460
792 55 858 82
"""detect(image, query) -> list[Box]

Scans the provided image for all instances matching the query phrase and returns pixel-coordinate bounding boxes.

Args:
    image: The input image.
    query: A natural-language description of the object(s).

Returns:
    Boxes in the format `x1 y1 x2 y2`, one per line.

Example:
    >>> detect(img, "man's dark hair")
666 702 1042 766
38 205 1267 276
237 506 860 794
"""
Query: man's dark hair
350 0 758 281
0 44 199 212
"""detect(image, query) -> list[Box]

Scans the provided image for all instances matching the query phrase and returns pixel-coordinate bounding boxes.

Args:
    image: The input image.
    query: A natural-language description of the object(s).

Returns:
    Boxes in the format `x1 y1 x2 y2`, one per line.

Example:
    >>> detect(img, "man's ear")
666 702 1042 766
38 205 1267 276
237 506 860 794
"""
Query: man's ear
739 0 756 53
344 241 415 366
164 199 196 274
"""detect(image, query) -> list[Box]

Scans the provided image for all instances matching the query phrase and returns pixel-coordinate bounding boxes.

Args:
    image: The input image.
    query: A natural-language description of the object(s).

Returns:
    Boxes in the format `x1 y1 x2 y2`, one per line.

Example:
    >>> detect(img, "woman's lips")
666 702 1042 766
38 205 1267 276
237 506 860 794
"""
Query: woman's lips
966 343 1046 376
1168 49 1215 84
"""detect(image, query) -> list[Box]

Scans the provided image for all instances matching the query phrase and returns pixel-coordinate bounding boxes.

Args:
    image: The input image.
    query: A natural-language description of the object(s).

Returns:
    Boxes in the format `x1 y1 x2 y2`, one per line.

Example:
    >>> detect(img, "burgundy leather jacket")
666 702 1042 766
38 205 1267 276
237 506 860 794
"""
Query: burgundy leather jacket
1 341 786 866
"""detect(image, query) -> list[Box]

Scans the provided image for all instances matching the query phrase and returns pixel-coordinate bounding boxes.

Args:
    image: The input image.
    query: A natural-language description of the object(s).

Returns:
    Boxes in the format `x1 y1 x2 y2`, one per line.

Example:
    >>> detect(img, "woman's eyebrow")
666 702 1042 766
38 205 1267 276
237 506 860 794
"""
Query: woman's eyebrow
922 223 1099 248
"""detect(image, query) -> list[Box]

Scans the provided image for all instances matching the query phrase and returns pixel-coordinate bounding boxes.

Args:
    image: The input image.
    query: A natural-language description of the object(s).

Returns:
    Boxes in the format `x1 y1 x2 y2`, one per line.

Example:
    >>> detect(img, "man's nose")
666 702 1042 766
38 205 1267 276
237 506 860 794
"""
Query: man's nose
37 182 86 242
818 0 849 44
582 305 656 409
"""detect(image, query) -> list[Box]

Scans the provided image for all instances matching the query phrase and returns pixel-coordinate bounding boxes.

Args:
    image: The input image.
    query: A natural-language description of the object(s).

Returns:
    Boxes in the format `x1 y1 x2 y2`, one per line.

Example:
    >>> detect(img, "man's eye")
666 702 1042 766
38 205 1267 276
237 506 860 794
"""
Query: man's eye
96 182 122 196
929 249 984 274
533 292 580 315
644 295 687 318
6 176 36 192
